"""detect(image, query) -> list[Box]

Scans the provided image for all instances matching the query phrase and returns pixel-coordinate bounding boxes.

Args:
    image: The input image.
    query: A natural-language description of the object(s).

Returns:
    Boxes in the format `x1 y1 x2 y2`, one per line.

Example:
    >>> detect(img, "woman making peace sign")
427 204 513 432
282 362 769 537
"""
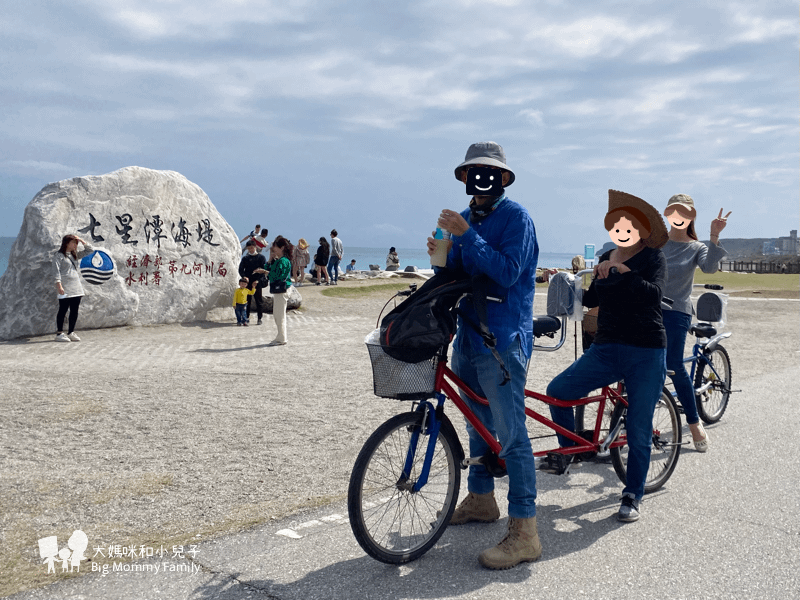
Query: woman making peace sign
661 195 731 453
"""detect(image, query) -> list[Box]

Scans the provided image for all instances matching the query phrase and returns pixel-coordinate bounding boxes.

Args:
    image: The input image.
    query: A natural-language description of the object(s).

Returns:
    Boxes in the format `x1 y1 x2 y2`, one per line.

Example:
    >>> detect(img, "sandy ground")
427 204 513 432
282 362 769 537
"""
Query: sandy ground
1 275 797 596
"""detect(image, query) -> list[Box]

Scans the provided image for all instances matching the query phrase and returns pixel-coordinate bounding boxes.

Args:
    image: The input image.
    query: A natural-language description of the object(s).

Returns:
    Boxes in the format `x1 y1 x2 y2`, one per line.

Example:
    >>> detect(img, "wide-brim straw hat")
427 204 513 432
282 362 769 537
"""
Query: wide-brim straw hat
298 238 309 249
454 141 515 186
607 189 669 249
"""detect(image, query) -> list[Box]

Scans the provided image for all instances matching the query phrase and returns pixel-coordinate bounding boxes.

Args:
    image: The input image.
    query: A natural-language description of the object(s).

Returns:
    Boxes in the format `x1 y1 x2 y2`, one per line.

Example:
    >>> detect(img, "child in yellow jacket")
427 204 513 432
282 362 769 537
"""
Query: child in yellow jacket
233 278 255 326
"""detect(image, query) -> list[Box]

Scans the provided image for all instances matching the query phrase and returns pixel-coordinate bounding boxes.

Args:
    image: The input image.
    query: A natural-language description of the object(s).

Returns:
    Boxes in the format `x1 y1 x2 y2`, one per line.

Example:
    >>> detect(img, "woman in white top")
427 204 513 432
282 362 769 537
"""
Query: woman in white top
54 235 93 342
386 247 400 271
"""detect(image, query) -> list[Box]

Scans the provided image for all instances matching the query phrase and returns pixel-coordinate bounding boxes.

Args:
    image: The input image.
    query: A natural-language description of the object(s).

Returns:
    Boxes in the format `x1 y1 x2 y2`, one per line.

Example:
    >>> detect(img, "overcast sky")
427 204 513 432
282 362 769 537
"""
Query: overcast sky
1 1 797 253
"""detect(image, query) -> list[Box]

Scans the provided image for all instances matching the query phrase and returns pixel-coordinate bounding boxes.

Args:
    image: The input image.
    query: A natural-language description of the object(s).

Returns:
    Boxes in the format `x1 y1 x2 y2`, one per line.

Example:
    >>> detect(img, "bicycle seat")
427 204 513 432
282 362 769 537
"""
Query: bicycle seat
690 323 717 338
533 315 561 337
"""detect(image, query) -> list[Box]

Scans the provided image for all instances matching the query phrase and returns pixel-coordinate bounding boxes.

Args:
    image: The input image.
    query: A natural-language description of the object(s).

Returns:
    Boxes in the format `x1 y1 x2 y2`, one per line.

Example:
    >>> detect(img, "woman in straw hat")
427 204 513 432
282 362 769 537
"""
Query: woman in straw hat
292 238 311 286
662 195 731 452
547 190 669 523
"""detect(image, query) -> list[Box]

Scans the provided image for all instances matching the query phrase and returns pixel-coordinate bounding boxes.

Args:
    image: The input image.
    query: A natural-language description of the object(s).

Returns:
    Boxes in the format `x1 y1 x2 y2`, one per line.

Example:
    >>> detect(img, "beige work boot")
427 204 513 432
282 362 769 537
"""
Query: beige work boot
449 491 500 525
478 516 543 570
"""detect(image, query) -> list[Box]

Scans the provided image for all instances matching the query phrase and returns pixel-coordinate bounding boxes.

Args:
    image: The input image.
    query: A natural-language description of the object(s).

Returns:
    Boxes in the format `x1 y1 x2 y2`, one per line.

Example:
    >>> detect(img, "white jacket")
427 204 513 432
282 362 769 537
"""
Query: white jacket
54 243 93 298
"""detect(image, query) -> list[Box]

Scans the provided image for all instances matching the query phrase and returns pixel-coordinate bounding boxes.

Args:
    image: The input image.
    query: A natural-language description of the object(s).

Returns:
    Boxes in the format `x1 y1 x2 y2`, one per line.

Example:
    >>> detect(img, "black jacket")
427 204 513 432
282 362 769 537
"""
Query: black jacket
583 247 667 348
238 252 267 284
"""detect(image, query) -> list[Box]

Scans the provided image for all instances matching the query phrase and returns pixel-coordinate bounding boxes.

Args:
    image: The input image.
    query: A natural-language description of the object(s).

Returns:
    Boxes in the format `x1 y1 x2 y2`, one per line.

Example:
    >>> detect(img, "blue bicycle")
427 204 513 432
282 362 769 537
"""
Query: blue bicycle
673 284 734 424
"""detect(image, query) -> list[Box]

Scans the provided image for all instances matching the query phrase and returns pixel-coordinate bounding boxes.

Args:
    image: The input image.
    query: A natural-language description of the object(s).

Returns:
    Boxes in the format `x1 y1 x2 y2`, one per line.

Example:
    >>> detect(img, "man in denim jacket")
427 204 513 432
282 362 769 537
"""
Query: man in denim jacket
427 142 540 569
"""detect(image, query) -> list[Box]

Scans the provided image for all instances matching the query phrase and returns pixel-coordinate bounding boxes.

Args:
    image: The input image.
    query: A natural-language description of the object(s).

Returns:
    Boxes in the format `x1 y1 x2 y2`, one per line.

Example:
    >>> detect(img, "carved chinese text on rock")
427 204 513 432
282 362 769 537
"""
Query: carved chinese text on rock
0 166 243 339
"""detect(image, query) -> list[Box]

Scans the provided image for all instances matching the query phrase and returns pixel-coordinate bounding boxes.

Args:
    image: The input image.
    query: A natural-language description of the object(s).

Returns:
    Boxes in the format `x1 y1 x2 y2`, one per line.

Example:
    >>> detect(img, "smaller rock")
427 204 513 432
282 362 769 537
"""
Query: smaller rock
260 286 302 312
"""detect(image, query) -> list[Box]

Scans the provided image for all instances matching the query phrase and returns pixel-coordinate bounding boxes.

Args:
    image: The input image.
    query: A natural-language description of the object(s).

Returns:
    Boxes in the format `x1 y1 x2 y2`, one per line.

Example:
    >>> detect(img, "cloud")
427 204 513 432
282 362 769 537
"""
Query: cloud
1 160 80 174
81 0 312 40
530 16 670 59
518 109 544 126
373 223 406 235
728 4 797 43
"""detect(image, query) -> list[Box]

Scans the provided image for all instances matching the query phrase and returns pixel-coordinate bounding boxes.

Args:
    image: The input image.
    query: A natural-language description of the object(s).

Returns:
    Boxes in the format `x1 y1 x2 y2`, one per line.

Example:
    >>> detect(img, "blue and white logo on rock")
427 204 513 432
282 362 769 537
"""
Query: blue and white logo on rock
80 249 115 285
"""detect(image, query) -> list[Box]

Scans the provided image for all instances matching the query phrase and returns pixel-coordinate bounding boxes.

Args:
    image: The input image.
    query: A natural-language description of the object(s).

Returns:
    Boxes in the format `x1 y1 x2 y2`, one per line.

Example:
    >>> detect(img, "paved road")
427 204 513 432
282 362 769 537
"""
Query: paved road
11 371 800 599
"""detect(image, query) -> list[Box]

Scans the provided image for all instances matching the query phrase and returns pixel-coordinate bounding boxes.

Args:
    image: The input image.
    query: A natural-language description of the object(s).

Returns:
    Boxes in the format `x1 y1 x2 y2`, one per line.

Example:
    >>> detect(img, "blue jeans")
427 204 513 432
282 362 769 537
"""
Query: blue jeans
451 335 537 519
327 255 341 282
234 303 248 324
663 310 699 425
546 342 666 501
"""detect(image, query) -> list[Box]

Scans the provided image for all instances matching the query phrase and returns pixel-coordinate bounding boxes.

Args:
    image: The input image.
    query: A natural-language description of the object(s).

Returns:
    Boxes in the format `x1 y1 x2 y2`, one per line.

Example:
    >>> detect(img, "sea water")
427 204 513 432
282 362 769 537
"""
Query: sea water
0 238 578 278
316 247 578 272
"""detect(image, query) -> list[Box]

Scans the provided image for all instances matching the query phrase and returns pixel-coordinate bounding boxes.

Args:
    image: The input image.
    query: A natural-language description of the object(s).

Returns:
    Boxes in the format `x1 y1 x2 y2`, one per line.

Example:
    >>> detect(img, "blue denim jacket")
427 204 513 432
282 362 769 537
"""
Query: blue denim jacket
444 195 539 358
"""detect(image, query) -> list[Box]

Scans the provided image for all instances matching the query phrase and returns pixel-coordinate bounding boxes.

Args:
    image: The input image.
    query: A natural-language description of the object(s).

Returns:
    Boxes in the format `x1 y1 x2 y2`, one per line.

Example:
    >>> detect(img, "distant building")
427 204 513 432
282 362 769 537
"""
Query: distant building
776 230 799 255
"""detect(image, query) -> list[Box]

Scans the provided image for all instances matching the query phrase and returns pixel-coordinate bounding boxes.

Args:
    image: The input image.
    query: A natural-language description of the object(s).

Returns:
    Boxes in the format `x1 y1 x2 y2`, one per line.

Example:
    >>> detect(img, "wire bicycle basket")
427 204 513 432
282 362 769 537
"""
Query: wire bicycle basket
365 342 441 400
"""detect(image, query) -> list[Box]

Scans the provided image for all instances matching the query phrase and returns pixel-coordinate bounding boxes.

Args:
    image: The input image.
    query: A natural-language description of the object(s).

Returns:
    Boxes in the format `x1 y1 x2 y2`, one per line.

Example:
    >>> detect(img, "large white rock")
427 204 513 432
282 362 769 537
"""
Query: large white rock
0 167 242 340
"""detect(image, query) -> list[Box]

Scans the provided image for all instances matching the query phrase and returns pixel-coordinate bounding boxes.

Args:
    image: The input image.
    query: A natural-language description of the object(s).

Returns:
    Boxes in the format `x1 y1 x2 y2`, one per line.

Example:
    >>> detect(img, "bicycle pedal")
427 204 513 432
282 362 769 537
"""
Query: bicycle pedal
537 452 573 475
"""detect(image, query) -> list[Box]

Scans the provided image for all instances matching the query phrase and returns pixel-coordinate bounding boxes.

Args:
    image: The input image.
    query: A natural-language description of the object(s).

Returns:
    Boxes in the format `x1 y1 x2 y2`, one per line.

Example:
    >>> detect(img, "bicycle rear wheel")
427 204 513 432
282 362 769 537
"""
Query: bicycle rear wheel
694 344 732 424
347 410 462 564
609 388 681 494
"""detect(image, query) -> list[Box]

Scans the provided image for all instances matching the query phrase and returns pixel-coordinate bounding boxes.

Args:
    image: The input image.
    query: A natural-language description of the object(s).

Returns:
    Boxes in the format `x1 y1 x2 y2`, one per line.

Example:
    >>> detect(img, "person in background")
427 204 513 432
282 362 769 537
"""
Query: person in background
292 238 310 286
547 190 669 524
54 234 94 342
253 228 268 253
426 141 540 570
327 229 343 285
346 259 358 273
314 237 330 285
386 247 400 271
263 236 293 346
232 278 255 326
240 224 260 245
240 224 261 253
238 240 268 325
662 194 730 452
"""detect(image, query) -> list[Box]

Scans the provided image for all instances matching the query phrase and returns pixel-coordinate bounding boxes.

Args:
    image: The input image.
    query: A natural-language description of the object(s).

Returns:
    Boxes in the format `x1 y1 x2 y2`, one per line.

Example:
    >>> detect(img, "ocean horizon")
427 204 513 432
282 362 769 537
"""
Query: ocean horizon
0 237 579 278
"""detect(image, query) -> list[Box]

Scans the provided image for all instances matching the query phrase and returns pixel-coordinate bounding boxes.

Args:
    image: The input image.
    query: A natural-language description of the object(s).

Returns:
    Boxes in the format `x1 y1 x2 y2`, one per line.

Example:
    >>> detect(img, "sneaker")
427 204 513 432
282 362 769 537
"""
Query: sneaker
257 318 263 325
618 496 640 522
243 322 248 327
237 323 243 326
449 491 500 525
55 333 71 343
67 332 81 342
479 517 543 570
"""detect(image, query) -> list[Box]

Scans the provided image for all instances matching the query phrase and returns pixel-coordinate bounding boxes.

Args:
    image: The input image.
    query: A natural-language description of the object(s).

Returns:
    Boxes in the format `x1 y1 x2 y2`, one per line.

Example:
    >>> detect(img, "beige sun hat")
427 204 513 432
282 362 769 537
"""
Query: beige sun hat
664 193 697 219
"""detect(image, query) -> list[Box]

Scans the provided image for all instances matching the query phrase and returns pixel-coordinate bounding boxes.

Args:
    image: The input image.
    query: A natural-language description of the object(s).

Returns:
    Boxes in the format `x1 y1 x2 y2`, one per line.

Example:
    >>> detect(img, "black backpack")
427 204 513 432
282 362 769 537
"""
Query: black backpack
379 269 510 383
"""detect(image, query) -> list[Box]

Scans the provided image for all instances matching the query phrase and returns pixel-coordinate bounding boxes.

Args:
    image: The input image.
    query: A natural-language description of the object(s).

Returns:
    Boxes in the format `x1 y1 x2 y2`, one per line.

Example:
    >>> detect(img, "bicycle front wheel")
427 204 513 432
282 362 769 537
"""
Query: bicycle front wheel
609 388 681 494
694 344 732 424
347 410 462 564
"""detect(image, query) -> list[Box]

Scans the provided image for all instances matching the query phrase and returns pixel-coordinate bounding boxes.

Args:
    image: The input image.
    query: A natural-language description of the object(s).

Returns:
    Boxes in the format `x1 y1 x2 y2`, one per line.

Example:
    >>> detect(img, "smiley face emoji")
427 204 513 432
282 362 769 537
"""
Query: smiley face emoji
665 207 692 230
465 166 504 196
609 216 642 248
